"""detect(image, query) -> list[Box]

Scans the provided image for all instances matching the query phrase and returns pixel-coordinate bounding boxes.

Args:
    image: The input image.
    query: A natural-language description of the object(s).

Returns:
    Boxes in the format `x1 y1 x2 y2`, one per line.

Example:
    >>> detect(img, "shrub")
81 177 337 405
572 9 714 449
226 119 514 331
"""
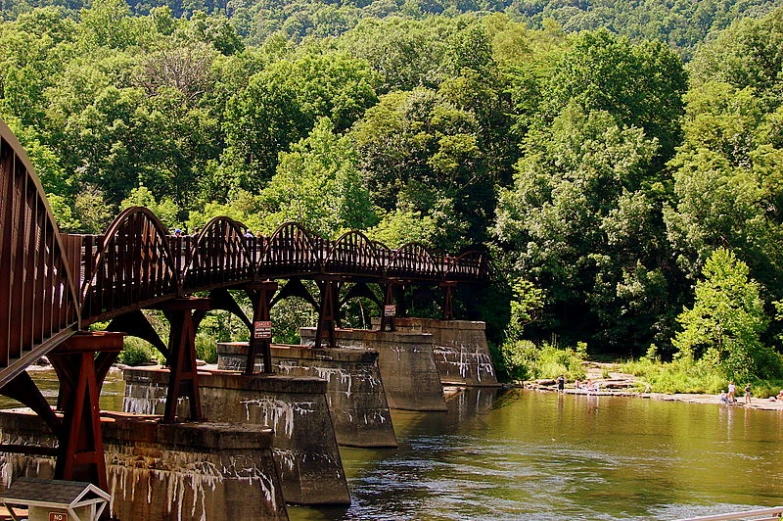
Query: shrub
195 334 218 364
494 340 587 382
118 338 160 366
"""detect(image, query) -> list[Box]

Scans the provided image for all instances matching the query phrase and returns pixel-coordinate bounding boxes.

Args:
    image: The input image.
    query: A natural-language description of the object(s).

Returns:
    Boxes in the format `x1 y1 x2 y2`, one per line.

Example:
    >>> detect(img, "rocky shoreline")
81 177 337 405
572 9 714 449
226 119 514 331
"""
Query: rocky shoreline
522 365 783 412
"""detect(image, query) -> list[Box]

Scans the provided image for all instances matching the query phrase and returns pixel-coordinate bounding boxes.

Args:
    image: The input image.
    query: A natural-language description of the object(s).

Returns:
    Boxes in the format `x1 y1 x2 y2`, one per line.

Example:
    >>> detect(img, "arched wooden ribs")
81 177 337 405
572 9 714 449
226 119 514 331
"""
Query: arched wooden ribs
0 120 80 388
184 216 254 290
81 207 179 325
446 250 489 281
258 222 321 278
386 242 442 280
325 230 382 277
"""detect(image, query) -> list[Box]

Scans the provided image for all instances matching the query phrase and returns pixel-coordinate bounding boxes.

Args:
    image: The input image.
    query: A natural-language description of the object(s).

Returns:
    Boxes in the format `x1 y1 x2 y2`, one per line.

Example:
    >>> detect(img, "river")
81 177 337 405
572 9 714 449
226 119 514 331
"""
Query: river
290 388 783 521
14 371 783 520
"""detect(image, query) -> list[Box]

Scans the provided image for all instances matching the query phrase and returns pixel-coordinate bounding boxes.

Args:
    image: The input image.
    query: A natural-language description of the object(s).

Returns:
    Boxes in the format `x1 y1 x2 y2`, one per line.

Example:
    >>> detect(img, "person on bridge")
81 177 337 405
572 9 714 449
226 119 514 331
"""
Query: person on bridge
244 229 254 238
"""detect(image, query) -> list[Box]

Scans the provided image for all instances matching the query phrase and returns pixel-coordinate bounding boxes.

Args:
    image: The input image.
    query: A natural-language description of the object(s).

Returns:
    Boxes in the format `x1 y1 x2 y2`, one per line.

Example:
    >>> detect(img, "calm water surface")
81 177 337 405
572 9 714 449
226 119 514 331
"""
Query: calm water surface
13 372 783 520
291 388 783 521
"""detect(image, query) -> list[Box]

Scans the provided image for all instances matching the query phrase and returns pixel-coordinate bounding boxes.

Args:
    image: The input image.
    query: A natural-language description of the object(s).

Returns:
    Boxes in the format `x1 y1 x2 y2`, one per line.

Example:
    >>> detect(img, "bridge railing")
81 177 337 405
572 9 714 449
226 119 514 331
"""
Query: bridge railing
68 217 490 325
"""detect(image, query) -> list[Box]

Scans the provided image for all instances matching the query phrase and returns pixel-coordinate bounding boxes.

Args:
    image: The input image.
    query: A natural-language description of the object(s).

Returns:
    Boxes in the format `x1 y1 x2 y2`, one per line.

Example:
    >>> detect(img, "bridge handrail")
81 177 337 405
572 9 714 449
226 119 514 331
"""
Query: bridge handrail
673 507 783 521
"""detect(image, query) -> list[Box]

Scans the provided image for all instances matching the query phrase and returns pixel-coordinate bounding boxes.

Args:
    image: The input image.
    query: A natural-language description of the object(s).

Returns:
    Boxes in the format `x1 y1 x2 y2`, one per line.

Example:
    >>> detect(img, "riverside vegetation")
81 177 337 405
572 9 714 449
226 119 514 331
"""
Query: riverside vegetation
4 0 783 394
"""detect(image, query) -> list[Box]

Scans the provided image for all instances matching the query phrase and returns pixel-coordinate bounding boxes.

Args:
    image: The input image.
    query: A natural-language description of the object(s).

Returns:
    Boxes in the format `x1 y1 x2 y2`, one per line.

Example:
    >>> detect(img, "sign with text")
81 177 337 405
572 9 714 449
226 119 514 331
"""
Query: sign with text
383 305 396 317
49 513 68 521
253 321 272 339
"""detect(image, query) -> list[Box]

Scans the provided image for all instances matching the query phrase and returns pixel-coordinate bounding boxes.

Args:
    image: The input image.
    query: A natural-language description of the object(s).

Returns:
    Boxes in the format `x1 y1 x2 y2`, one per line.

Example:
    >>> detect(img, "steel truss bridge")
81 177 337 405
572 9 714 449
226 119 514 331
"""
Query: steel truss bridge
0 119 490 490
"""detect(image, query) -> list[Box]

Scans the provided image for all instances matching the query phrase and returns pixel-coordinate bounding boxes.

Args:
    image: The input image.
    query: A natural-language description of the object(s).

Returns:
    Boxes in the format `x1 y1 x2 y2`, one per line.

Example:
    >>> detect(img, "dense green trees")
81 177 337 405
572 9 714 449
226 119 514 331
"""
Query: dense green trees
4 0 783 380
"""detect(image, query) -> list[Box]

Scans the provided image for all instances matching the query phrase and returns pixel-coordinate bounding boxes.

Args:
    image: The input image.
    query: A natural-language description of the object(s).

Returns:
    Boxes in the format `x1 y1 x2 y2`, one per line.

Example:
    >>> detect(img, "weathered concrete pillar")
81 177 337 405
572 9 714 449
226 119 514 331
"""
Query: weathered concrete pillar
380 318 499 387
217 342 397 448
0 409 288 520
299 328 447 411
122 368 350 506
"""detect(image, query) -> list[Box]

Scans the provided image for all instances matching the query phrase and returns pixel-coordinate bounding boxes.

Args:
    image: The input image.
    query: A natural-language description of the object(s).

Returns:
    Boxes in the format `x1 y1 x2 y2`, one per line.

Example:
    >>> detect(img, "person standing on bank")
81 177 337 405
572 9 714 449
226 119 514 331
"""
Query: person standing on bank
557 375 565 393
744 383 752 405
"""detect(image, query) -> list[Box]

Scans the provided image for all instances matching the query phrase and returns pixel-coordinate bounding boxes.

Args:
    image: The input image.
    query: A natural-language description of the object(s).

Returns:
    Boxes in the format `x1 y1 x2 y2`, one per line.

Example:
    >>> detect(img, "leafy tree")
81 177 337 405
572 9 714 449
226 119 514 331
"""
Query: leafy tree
364 206 438 248
223 50 378 190
673 248 779 381
495 104 672 352
352 87 488 249
256 117 378 237
74 184 115 232
121 184 180 229
543 29 687 161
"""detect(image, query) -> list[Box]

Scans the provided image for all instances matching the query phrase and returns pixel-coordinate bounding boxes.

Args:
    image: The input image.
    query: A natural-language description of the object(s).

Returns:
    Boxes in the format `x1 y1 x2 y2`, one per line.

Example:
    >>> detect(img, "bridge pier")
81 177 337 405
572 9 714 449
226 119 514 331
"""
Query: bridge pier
299 327 447 411
217 342 397 447
122 367 350 506
375 318 499 387
0 410 288 520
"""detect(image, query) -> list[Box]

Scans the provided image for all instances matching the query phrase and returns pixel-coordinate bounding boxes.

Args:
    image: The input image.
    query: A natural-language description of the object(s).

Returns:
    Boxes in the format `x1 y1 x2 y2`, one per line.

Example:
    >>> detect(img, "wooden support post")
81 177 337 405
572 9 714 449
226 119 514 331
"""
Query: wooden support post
314 279 338 349
379 282 397 332
246 281 278 375
440 281 458 321
157 298 210 423
48 331 124 491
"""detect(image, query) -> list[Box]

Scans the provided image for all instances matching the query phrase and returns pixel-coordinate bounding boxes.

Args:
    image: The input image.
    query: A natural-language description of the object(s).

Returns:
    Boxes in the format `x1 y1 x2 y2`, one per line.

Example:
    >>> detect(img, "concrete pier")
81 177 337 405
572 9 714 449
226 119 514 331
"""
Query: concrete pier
299 328 447 411
0 409 288 520
122 368 350 506
385 318 499 386
218 343 397 448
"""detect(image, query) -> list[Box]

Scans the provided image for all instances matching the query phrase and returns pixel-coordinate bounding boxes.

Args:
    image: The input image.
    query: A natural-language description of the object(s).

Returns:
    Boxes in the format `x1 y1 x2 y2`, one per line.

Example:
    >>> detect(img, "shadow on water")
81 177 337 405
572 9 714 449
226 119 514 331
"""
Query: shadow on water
290 388 783 521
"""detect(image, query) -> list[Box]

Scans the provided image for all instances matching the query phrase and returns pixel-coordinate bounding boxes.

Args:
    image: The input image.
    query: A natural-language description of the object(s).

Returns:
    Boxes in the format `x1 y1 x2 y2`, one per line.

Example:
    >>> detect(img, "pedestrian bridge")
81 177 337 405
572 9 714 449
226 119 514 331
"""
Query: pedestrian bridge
0 118 490 488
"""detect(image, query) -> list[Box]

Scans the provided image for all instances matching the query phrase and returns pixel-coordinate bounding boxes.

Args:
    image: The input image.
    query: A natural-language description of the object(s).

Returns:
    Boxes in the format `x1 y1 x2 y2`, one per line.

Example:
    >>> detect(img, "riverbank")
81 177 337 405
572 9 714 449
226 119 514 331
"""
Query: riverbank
523 362 783 411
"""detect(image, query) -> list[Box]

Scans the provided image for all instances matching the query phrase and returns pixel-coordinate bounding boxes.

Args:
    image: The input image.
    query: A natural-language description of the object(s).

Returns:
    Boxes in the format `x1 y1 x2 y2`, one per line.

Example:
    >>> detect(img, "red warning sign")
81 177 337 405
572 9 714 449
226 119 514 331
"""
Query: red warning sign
253 321 272 339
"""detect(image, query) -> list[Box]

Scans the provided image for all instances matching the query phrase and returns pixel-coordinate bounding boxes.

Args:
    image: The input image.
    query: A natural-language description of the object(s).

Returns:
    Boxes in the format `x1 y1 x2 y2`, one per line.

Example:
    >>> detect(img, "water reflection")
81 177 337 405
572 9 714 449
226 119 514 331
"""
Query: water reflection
0 367 127 412
291 389 783 521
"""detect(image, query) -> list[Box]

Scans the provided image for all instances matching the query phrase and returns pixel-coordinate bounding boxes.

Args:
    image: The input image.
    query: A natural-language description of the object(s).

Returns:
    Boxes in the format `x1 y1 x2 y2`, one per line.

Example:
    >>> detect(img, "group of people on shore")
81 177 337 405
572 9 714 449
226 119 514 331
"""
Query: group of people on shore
719 382 783 405
556 375 600 393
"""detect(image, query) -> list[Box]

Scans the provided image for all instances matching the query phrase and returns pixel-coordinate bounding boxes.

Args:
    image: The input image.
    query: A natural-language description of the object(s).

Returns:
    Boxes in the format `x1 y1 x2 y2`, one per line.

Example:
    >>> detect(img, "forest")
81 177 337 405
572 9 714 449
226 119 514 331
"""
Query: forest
2 0 783 387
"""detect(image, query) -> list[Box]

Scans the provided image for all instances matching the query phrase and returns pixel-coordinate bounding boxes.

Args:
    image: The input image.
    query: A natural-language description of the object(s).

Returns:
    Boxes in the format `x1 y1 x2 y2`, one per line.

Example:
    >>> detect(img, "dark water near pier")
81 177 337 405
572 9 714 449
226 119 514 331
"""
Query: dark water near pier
291 388 783 521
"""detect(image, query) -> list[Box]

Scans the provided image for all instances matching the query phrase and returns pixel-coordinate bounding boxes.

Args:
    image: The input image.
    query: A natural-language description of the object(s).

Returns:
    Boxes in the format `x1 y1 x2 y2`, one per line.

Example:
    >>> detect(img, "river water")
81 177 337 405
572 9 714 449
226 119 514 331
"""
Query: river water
12 371 783 520
290 388 783 521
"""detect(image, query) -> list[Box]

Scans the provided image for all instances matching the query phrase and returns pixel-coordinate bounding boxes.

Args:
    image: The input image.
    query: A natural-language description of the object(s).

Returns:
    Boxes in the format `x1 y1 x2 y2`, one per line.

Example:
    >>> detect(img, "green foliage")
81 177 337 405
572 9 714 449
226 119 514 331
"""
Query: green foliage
4 1 783 368
271 297 317 345
496 340 587 382
121 185 180 230
505 277 544 341
118 337 160 366
673 248 780 382
495 103 674 354
195 333 218 363
620 356 727 394
257 117 378 237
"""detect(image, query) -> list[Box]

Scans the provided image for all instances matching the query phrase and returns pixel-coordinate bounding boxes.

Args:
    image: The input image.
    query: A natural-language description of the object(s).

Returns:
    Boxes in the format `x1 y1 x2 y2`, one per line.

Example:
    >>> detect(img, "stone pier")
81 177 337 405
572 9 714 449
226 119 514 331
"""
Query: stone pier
122 367 350 506
217 342 397 448
299 328 446 411
384 318 499 387
0 409 288 520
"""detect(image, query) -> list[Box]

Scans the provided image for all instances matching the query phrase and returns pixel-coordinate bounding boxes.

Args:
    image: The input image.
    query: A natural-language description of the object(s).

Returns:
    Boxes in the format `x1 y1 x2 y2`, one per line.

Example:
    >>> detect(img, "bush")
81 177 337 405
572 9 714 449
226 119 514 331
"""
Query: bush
195 334 218 364
118 337 160 366
494 340 587 382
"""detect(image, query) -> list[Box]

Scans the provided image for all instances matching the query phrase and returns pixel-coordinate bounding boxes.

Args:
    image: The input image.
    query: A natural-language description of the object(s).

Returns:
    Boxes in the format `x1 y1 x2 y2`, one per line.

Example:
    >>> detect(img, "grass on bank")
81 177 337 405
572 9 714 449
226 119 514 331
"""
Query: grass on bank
494 339 783 399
